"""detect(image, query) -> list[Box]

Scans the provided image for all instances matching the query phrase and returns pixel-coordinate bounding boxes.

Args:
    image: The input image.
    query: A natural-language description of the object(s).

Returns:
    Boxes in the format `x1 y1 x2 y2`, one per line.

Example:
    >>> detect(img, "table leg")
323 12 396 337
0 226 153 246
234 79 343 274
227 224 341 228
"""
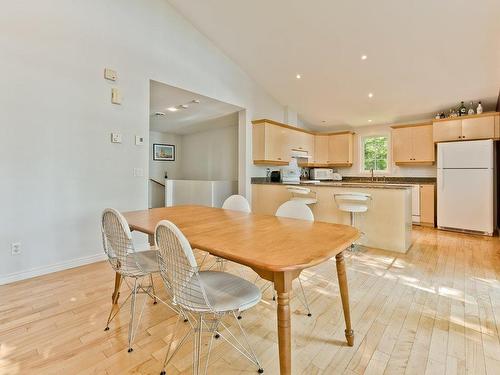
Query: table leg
274 272 292 375
336 251 354 346
111 272 122 304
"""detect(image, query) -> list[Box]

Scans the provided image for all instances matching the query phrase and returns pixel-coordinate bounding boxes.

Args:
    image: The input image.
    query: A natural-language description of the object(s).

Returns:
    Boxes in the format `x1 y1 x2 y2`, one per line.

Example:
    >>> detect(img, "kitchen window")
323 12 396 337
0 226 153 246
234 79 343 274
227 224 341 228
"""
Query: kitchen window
361 135 388 172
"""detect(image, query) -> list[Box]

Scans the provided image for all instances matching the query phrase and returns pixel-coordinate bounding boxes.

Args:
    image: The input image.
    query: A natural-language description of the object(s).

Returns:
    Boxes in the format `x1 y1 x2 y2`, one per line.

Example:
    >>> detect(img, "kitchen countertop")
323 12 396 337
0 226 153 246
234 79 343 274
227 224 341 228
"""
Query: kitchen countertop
251 177 415 190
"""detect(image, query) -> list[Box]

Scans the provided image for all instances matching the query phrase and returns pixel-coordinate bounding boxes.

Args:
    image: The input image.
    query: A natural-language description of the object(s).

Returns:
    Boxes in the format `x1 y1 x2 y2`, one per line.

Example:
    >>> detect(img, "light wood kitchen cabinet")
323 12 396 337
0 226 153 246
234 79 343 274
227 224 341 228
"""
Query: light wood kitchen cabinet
432 112 498 142
314 135 329 164
392 123 434 165
433 119 462 142
327 132 354 166
461 116 495 140
419 184 435 226
252 121 290 165
289 130 314 156
392 126 413 163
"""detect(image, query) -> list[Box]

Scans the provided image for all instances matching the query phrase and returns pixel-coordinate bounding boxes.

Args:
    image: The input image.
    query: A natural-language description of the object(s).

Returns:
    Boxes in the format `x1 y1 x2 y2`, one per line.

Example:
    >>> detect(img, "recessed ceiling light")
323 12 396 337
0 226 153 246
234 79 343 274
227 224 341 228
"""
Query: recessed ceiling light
296 74 301 79
167 107 178 112
361 55 368 60
368 119 372 122
154 112 165 116
180 104 189 109
368 93 374 98
192 99 200 104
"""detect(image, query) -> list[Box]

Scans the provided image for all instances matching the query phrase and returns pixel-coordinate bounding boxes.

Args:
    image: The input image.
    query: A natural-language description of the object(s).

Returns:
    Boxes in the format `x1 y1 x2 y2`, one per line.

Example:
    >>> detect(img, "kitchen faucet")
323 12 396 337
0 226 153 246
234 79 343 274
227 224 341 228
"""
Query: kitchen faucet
370 168 374 182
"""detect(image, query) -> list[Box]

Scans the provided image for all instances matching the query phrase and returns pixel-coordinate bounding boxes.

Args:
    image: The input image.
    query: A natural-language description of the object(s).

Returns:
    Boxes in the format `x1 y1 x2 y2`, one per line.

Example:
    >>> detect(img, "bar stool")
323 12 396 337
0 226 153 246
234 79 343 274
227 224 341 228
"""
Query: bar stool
334 192 372 251
287 186 318 205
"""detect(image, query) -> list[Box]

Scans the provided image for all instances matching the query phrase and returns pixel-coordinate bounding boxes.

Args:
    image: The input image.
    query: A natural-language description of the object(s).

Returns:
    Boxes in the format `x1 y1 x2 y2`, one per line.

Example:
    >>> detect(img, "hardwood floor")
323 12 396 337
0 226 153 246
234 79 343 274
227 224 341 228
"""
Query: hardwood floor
1 226 499 374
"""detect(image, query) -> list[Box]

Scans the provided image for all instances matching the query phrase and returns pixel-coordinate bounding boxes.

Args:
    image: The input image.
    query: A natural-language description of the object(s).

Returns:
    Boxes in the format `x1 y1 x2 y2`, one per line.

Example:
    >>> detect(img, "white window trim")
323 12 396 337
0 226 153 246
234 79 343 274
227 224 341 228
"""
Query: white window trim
359 133 391 175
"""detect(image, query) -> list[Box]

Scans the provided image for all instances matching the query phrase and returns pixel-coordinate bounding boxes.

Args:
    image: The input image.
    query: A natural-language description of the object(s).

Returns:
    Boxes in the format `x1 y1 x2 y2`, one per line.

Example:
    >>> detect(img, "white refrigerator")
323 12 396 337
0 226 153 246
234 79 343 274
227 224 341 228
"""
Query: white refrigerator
437 140 495 235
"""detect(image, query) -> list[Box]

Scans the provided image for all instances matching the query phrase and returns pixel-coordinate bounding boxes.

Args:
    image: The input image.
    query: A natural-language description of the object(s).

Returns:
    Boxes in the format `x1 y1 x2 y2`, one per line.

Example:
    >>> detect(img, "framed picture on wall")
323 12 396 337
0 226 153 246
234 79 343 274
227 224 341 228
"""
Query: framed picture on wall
153 143 175 161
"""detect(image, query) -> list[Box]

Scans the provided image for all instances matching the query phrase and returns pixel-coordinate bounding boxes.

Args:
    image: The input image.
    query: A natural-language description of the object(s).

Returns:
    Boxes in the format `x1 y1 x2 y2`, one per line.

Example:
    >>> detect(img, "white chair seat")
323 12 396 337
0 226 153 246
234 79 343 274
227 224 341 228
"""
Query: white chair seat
291 196 318 205
337 203 369 213
187 271 262 312
124 250 160 275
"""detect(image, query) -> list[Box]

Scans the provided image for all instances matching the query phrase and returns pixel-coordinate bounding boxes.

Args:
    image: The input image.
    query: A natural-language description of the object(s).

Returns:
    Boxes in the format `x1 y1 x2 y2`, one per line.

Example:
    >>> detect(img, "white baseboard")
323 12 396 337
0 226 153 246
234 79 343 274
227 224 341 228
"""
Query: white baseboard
0 253 108 285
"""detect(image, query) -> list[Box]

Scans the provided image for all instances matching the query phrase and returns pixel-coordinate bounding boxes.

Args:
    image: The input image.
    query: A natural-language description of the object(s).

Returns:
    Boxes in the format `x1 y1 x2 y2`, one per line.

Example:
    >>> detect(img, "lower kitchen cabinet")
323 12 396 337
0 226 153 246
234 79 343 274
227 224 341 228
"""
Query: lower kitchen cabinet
420 184 435 226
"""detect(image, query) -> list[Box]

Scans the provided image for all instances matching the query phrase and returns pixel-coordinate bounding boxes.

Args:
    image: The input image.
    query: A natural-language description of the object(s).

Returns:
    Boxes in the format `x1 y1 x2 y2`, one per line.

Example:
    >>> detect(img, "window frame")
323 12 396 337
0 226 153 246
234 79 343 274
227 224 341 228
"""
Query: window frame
359 133 390 174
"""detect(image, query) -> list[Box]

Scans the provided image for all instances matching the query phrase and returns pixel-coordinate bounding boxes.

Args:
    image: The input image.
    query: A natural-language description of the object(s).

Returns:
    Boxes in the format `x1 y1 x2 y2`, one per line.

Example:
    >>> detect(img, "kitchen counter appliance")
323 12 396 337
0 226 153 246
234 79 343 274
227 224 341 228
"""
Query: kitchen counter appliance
310 168 341 181
270 170 281 182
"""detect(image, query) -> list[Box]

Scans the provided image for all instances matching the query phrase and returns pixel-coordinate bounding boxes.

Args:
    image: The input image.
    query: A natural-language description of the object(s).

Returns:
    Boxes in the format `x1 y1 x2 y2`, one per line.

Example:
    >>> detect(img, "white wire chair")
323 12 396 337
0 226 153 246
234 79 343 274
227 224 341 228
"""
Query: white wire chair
222 194 251 213
155 220 264 375
101 208 161 352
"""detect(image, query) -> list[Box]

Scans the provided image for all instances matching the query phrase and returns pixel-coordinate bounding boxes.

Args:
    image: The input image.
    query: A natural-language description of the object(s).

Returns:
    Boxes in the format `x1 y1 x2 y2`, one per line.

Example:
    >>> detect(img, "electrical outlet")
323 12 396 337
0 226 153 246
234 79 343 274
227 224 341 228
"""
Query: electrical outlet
11 242 21 256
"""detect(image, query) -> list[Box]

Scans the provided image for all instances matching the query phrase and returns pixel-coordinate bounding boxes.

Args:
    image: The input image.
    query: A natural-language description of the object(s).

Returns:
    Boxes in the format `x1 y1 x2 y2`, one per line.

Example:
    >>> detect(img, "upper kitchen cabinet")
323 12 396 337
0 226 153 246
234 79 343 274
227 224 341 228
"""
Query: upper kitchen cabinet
433 119 462 142
392 123 434 165
252 120 290 165
313 135 329 164
432 112 499 142
288 129 315 157
327 132 354 166
461 116 495 140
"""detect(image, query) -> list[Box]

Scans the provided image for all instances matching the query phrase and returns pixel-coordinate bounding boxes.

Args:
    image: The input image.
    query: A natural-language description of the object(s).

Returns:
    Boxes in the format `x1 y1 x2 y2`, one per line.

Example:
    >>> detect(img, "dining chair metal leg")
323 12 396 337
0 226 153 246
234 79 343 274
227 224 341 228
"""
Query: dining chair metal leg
160 314 192 375
128 278 138 352
231 311 264 373
193 315 203 375
297 277 312 317
105 284 134 331
204 325 217 374
149 274 157 304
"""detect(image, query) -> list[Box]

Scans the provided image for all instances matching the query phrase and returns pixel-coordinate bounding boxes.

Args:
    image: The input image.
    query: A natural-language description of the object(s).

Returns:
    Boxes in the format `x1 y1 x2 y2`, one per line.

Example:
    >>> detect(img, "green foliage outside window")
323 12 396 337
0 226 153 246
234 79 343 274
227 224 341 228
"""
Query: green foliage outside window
363 136 388 171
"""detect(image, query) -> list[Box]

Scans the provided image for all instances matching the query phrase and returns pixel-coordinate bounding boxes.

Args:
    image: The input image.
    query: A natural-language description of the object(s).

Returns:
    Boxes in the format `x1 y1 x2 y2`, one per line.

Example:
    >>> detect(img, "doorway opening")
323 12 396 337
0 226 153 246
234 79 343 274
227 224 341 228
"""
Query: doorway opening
148 80 242 208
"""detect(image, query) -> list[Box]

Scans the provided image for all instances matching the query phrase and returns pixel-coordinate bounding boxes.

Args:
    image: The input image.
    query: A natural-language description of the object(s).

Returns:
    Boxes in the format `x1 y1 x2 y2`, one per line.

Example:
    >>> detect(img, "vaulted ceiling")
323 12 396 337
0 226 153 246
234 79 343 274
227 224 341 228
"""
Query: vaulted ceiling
168 0 500 129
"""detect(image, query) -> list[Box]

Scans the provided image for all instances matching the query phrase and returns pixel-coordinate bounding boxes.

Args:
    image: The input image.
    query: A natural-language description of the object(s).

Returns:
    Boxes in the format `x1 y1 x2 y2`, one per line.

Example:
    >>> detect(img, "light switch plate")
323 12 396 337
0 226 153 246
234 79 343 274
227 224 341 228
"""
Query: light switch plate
111 133 122 143
104 68 117 81
111 88 122 104
135 136 144 146
133 168 144 177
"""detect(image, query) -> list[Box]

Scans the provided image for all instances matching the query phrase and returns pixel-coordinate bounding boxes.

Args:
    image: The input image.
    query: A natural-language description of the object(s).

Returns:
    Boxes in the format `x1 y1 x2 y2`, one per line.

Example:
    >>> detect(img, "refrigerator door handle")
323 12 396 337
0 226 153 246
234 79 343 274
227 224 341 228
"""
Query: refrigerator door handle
439 169 444 191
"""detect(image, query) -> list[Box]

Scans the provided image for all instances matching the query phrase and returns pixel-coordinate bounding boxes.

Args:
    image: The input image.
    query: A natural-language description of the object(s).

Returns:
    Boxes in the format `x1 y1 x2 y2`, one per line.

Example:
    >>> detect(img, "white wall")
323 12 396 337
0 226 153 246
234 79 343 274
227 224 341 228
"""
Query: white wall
181 125 238 181
337 124 437 177
0 0 284 283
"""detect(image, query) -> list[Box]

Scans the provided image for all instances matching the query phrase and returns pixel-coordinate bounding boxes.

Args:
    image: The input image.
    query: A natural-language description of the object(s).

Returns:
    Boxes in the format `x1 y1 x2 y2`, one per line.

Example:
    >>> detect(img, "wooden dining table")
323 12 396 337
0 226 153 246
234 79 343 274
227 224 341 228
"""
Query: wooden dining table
114 205 359 375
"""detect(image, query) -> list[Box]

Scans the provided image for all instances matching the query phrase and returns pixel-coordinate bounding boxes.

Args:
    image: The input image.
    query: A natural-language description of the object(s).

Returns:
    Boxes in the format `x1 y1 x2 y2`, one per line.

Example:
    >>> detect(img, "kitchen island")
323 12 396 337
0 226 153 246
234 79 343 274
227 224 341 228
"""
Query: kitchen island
252 179 412 253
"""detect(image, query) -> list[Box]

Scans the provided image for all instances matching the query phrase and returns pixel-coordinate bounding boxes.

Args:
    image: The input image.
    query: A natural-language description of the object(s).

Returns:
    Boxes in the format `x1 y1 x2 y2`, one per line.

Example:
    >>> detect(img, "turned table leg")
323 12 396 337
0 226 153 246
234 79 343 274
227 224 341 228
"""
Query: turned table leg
111 272 122 304
274 272 293 375
336 251 354 346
